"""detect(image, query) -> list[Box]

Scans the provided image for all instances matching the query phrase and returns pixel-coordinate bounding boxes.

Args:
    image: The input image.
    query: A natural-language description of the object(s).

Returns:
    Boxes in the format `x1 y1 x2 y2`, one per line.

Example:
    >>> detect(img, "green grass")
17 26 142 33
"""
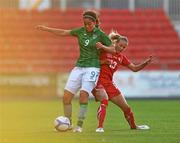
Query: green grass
0 97 180 143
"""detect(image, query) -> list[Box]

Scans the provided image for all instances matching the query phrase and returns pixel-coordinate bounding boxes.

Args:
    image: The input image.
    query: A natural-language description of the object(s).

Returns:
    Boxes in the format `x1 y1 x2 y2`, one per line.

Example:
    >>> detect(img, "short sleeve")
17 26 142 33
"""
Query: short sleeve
70 28 82 36
100 33 112 46
121 55 131 66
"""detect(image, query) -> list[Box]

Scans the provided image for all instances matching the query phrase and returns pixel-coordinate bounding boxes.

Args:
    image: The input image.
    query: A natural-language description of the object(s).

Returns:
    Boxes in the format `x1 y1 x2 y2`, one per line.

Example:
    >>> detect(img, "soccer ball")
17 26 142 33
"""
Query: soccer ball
54 116 70 132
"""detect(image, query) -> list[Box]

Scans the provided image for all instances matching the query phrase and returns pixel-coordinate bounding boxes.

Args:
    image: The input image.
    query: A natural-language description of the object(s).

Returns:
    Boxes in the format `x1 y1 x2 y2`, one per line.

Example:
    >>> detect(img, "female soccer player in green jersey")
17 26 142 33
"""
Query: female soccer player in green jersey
37 10 115 132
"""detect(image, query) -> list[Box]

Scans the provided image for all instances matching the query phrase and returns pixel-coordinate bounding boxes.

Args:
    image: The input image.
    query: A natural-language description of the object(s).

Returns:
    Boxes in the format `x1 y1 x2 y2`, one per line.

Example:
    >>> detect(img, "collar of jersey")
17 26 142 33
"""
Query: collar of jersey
85 27 98 33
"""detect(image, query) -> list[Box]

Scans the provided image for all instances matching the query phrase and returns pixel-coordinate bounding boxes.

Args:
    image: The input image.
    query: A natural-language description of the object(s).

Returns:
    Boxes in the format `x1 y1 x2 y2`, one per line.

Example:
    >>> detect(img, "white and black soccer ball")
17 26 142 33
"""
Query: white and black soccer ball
54 116 70 132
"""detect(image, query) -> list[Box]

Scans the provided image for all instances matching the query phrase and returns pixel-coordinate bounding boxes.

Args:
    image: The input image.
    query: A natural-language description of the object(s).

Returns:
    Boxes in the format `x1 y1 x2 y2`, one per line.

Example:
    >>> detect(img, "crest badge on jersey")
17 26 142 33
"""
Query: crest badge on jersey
93 34 97 39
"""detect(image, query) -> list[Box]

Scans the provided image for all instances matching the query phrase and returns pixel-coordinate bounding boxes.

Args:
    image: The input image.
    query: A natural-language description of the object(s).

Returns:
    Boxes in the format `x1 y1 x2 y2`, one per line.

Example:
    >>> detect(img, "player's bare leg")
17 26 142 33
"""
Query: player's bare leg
73 90 89 132
110 94 137 129
63 89 74 130
110 94 150 130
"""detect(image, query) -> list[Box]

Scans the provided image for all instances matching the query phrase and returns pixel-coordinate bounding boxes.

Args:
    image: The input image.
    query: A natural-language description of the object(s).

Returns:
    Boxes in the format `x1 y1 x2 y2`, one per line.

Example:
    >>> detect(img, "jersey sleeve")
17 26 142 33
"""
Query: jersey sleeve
100 32 112 46
121 55 131 66
70 27 82 37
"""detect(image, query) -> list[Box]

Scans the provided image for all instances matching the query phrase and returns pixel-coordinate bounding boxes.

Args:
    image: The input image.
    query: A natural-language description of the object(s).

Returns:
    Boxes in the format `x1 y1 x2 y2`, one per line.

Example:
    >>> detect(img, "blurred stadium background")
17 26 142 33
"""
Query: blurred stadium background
0 0 180 98
0 1 180 143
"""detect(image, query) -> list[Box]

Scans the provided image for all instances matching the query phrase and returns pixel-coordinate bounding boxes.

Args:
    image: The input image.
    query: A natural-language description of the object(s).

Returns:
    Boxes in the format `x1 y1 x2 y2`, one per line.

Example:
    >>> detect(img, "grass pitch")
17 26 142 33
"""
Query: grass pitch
0 97 180 143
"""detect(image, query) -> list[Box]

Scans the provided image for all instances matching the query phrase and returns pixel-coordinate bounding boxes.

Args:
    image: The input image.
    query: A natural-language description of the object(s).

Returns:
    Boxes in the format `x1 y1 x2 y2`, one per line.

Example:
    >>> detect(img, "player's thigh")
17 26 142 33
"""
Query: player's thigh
64 67 82 95
103 81 120 99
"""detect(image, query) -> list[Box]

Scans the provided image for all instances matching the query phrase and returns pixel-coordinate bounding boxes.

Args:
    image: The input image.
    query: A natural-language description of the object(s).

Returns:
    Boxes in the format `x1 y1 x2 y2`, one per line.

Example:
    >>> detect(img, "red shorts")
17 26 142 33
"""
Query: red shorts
95 77 121 99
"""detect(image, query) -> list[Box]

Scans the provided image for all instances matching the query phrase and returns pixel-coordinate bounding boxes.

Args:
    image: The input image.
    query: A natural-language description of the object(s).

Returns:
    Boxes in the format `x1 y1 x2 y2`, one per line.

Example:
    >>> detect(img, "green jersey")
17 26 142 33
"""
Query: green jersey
70 27 112 68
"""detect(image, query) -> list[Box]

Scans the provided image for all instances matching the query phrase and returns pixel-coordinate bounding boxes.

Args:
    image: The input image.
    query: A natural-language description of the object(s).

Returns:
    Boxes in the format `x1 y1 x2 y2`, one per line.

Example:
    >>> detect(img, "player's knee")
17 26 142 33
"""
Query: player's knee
79 90 89 104
63 90 73 104
92 89 101 101
94 89 108 101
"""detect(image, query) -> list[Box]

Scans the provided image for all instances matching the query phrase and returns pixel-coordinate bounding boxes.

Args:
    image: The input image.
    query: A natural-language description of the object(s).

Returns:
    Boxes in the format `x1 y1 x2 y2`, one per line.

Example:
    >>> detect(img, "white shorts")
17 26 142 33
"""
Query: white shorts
65 67 100 95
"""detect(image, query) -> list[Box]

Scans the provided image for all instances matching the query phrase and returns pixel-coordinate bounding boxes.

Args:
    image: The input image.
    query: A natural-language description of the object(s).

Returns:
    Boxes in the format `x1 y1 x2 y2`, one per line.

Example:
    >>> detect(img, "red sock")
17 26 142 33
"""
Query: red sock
97 99 108 128
124 108 137 129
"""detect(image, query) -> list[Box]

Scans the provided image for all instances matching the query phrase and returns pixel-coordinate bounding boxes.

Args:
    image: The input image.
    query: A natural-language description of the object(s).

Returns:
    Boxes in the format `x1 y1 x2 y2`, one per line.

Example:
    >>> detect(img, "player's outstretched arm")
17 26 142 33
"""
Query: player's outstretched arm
36 25 71 36
96 42 116 53
127 55 154 72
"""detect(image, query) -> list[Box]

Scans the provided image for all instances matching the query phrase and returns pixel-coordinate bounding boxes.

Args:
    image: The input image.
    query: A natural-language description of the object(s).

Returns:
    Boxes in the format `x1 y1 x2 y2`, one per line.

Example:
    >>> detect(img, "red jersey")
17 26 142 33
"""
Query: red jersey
93 51 131 99
99 51 131 80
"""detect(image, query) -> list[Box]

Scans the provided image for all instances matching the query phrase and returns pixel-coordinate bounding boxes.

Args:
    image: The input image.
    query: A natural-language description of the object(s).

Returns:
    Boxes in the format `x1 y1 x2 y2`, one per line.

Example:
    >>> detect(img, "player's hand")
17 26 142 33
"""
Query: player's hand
144 55 155 64
96 42 104 49
36 25 47 31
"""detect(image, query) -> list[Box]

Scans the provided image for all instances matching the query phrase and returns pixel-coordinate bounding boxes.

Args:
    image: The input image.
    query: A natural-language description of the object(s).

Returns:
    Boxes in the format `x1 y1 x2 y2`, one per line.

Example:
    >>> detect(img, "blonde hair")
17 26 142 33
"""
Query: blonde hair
109 30 128 45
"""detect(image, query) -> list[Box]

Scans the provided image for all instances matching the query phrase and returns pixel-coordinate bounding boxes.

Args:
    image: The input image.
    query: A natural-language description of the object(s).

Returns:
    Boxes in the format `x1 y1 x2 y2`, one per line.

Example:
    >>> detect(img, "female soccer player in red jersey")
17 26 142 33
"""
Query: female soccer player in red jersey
93 31 153 132
37 10 115 132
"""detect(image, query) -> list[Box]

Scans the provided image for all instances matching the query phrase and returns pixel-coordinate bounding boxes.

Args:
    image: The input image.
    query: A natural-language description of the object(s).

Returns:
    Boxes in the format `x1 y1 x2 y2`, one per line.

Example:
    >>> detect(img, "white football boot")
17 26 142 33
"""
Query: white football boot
96 128 104 133
136 125 150 130
73 126 82 132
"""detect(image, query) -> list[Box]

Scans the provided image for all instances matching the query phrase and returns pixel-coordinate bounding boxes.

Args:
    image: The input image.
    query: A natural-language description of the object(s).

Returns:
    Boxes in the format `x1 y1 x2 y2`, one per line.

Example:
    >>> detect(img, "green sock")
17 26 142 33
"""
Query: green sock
77 103 88 127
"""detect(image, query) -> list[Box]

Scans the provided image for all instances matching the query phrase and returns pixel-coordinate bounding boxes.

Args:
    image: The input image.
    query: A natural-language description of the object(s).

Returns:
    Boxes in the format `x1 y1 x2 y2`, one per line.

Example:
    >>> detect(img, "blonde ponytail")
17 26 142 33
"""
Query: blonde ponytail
109 30 128 45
